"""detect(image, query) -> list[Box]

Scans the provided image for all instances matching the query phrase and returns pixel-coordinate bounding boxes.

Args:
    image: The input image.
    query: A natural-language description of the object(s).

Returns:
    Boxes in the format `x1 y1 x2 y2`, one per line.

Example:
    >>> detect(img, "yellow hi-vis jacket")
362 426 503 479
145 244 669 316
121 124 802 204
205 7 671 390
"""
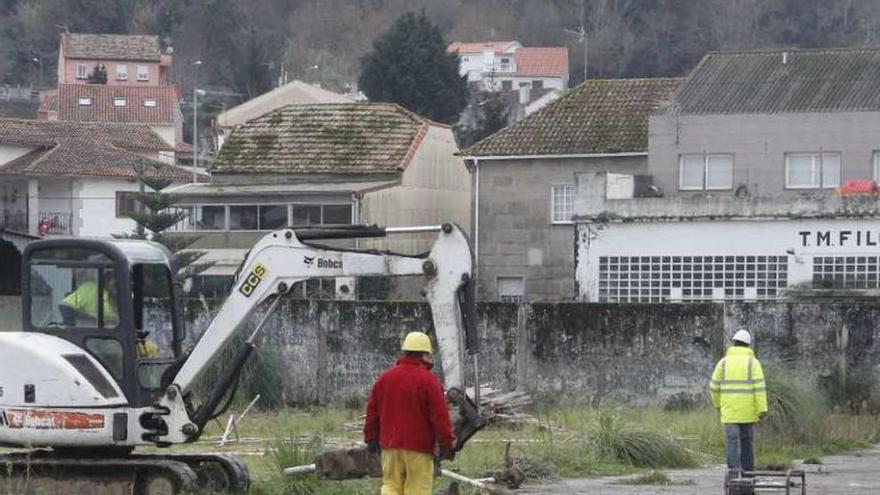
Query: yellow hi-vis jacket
709 346 768 424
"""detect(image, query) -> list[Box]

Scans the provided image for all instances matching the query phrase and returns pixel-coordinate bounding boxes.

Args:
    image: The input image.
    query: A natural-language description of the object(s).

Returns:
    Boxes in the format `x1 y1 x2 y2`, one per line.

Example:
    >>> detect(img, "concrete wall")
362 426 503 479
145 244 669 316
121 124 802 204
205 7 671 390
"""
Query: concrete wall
361 125 470 255
648 111 880 197
188 300 880 406
475 156 646 302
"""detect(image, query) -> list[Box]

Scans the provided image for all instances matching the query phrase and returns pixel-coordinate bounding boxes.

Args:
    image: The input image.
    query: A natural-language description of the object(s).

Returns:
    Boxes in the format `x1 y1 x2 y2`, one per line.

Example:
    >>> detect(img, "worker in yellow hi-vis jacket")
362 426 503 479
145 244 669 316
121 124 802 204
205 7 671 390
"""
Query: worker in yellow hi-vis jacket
710 329 768 476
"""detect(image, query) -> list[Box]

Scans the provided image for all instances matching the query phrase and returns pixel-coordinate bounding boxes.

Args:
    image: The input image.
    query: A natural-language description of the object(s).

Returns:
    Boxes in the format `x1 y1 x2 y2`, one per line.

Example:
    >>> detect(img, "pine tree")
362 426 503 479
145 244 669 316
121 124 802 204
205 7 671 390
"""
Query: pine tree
122 176 211 279
466 91 510 148
358 11 468 124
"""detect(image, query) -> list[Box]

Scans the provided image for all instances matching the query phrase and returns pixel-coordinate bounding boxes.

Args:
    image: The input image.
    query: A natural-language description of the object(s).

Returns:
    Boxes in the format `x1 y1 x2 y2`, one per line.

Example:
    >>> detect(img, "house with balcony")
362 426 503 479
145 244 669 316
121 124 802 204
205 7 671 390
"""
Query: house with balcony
168 102 471 294
448 41 570 92
0 119 193 239
38 33 184 155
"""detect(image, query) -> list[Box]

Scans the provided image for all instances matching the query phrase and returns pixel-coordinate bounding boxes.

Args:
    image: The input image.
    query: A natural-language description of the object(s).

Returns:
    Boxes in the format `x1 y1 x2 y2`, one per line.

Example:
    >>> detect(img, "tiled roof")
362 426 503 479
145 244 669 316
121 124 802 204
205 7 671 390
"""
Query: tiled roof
0 119 190 180
216 80 350 129
62 33 161 62
515 47 569 77
448 41 519 54
676 48 880 114
214 103 431 175
0 119 173 150
465 78 682 156
57 84 179 124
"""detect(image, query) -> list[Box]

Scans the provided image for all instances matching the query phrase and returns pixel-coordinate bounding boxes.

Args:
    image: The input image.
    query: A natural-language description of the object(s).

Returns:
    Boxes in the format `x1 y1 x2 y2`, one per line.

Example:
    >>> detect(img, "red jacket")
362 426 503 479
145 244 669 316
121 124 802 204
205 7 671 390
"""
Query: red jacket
364 356 455 455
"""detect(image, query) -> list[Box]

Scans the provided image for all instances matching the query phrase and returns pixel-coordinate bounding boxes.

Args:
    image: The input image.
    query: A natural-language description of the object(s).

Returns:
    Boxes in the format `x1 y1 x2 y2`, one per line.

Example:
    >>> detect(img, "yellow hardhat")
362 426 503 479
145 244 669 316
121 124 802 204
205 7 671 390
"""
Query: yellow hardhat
402 331 433 354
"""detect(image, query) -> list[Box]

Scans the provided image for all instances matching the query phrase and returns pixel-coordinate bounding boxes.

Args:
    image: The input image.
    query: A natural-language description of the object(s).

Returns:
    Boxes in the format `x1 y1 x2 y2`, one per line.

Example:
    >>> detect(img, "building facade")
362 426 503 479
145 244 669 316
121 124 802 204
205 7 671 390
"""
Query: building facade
0 119 192 238
463 78 681 301
574 172 880 303
40 33 183 153
170 103 471 288
648 48 880 198
448 41 569 92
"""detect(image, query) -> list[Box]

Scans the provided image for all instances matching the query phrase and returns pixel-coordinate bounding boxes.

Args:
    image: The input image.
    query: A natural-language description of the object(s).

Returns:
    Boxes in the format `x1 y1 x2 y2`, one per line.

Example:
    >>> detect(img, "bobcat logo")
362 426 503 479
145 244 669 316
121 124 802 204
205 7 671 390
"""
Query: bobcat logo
303 256 315 266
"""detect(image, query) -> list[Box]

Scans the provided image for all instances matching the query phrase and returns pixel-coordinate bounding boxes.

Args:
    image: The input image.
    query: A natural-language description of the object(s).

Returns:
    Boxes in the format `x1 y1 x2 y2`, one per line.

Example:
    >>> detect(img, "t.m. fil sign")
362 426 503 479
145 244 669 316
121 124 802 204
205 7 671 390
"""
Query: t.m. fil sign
799 230 880 248
575 218 880 302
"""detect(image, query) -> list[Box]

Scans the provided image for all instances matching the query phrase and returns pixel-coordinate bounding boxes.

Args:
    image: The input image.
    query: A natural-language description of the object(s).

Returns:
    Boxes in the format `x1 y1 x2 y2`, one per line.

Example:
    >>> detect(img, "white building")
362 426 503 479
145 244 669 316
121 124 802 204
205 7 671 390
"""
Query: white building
448 41 569 92
574 172 880 302
0 119 195 238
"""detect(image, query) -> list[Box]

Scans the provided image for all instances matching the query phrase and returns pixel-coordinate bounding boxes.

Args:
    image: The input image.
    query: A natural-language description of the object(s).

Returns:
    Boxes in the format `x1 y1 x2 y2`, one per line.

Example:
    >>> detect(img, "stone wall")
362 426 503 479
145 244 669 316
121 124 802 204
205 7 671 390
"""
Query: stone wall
190 300 880 406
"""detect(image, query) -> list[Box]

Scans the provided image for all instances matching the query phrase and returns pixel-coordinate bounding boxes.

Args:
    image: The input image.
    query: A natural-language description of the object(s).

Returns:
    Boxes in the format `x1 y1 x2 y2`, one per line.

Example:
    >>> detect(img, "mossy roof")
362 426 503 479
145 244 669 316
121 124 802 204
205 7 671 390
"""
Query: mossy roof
214 103 431 175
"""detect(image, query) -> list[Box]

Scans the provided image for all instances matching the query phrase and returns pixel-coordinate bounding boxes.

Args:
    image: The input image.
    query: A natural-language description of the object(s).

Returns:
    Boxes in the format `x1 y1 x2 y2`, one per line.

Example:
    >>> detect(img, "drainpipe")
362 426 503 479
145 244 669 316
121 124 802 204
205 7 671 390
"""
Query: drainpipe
473 159 480 294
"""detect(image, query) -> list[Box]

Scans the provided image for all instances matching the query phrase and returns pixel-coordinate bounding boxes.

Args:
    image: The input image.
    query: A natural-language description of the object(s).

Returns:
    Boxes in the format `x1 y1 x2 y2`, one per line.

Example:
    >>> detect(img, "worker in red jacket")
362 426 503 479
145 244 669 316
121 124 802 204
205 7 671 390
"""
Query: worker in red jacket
364 331 456 495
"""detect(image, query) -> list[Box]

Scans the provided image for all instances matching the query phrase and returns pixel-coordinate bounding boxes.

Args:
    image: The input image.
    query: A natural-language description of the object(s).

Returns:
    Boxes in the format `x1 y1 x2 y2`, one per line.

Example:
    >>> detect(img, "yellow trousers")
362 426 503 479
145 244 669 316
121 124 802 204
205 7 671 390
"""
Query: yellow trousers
380 449 434 495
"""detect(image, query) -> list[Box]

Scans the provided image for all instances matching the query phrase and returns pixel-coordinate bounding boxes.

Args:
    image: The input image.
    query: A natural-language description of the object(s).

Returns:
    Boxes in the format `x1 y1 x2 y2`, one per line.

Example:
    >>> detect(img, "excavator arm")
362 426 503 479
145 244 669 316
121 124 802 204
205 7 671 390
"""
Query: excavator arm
151 224 483 450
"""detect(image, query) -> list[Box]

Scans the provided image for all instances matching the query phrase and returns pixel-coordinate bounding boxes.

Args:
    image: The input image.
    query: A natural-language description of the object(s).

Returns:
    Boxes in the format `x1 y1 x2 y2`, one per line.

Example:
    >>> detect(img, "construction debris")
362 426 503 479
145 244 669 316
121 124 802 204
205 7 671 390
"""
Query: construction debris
345 385 537 432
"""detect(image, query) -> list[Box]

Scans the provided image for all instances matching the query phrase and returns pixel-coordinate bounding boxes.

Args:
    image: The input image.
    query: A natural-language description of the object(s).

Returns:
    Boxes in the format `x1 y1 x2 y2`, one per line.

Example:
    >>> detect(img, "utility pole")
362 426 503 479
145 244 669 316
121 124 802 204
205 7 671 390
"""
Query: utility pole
580 0 588 82
192 60 202 183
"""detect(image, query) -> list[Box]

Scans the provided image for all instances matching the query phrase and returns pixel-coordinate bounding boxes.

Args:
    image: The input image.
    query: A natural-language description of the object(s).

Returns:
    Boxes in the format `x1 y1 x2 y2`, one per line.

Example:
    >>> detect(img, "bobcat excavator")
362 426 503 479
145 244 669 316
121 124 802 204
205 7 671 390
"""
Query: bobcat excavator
0 223 484 494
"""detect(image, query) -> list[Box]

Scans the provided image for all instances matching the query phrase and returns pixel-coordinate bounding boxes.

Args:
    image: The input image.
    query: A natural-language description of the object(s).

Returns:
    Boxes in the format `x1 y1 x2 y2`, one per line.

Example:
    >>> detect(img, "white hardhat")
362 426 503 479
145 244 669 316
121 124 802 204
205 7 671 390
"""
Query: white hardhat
732 329 752 345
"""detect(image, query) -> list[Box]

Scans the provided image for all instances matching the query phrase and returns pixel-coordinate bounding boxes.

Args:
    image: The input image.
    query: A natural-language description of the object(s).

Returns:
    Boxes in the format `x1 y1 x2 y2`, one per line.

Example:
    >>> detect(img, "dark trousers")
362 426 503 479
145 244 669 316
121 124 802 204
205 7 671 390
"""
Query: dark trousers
725 423 755 473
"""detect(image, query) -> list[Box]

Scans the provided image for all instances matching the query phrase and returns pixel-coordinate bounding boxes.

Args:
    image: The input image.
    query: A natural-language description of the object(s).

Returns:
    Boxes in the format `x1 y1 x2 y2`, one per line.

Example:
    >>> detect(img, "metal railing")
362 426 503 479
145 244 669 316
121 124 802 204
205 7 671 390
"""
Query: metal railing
38 211 73 235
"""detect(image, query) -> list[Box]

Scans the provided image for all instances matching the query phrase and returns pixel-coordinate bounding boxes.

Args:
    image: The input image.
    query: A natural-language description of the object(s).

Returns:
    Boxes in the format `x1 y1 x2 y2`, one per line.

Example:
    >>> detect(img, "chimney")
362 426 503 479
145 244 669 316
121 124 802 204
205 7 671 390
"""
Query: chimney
519 85 530 105
782 51 788 64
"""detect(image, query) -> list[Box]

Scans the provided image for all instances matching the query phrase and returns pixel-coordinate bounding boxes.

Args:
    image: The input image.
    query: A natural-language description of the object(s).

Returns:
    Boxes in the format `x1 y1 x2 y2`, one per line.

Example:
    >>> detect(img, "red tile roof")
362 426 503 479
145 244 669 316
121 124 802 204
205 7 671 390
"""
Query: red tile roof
57 84 179 124
448 41 519 54
62 33 161 62
0 119 191 180
515 47 569 77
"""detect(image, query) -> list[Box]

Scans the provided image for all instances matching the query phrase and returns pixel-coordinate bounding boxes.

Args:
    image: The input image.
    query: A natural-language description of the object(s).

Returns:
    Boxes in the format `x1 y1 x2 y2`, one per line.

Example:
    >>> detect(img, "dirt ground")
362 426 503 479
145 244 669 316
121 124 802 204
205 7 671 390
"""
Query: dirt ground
519 445 880 494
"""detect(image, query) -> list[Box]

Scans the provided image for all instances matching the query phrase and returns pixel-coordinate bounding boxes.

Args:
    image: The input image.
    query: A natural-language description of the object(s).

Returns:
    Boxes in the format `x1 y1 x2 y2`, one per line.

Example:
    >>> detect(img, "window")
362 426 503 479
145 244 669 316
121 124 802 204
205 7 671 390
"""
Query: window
499 57 511 71
28 248 118 329
259 205 288 230
78 97 92 106
143 99 157 107
112 97 127 107
497 277 525 302
501 80 513 91
293 204 322 226
785 152 840 189
532 80 544 90
115 191 139 218
116 64 128 80
137 65 149 81
873 151 880 180
551 183 575 224
322 204 352 225
198 205 225 230
77 64 88 79
813 256 880 289
598 255 788 303
679 154 733 190
229 205 258 230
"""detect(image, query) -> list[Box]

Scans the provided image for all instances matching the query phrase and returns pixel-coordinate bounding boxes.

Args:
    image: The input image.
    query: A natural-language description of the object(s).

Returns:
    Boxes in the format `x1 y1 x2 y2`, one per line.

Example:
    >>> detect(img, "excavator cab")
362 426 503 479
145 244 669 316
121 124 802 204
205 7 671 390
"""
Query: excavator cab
22 238 185 408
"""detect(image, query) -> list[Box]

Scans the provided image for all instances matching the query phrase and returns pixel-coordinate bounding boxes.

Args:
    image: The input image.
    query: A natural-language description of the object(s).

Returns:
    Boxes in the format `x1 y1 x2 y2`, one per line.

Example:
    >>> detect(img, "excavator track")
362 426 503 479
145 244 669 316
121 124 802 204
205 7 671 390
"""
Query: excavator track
0 451 249 495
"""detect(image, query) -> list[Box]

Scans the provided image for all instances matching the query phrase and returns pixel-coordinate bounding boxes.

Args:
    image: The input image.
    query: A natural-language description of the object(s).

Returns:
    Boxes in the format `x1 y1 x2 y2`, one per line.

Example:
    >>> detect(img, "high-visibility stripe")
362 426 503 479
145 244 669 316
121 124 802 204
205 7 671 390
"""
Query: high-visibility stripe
711 379 764 385
715 387 767 394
